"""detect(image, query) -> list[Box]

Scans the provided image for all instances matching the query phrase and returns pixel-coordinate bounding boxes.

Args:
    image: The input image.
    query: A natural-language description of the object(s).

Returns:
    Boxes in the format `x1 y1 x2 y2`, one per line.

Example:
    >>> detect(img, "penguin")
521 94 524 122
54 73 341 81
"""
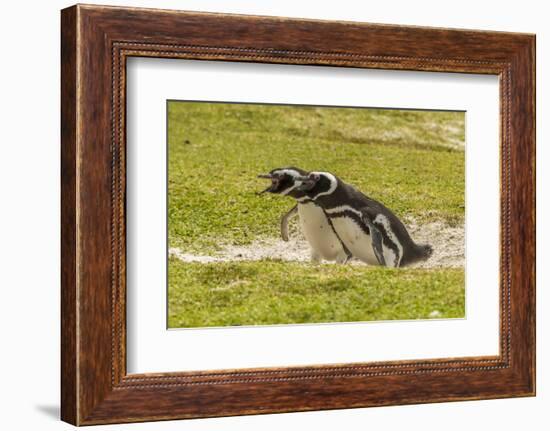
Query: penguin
257 167 351 263
279 204 298 242
294 171 433 267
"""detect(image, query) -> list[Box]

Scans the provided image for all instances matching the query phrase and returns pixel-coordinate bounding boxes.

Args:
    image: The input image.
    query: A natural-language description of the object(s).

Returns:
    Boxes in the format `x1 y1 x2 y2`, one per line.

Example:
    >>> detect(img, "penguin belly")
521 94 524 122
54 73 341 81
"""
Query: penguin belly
297 202 346 261
331 217 379 265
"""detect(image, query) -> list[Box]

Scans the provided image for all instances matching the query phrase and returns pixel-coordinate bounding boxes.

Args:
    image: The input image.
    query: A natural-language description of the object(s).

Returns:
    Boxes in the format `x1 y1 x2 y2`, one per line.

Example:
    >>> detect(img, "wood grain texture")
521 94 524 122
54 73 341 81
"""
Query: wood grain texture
60 5 78 425
60 4 536 425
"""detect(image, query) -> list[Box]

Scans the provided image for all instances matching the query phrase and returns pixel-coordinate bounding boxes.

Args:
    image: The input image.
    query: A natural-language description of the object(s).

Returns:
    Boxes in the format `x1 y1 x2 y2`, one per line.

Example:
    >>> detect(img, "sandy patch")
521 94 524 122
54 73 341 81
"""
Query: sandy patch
169 237 311 264
404 219 464 268
169 219 464 269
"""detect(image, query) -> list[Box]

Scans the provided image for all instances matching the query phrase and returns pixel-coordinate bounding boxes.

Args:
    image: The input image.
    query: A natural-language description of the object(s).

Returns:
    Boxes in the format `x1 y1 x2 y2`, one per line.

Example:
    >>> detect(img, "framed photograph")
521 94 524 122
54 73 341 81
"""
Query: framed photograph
61 4 535 425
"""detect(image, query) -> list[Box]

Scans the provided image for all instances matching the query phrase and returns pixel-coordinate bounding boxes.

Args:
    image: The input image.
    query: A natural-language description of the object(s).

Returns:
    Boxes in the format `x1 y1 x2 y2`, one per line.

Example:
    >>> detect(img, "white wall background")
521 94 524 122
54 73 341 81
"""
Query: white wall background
0 0 546 429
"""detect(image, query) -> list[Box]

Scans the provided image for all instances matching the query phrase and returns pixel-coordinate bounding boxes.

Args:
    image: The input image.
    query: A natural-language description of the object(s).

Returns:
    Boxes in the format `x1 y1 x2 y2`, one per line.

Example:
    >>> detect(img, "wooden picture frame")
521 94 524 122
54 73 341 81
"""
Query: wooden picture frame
61 4 535 425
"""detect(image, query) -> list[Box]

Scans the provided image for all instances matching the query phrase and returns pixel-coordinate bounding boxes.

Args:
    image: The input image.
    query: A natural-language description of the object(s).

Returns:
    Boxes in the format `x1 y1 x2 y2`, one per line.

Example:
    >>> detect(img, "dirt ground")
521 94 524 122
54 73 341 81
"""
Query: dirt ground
169 218 464 269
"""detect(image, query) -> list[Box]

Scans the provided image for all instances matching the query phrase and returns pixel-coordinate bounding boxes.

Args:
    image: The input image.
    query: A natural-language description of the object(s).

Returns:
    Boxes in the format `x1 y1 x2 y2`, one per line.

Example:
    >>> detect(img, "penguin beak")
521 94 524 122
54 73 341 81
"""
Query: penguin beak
257 174 277 195
295 175 315 191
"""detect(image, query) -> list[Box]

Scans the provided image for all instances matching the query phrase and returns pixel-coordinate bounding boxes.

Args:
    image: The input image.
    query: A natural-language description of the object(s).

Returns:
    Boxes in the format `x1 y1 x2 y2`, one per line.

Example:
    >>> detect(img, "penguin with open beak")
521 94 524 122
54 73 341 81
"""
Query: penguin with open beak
257 167 351 264
294 171 433 267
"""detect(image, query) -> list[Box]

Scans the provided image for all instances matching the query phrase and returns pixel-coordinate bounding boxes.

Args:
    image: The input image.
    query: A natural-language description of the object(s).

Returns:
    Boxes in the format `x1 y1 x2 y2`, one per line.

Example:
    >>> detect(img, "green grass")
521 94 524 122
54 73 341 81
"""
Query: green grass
168 259 465 328
167 101 465 328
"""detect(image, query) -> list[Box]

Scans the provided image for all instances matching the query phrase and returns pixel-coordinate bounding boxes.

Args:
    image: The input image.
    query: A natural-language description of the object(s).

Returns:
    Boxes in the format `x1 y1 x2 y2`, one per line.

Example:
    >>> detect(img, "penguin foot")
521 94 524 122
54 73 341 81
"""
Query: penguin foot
335 251 351 264
310 251 322 264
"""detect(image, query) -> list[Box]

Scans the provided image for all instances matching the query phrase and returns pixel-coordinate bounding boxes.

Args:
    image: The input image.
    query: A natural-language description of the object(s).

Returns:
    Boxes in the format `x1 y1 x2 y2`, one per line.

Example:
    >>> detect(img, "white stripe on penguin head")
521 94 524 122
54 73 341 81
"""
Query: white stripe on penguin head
271 168 302 178
271 168 303 195
308 172 337 201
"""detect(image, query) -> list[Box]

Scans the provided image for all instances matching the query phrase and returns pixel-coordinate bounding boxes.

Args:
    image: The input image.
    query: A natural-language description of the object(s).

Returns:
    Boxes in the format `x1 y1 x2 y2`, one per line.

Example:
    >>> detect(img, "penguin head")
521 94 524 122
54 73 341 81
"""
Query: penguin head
257 167 310 199
295 172 336 199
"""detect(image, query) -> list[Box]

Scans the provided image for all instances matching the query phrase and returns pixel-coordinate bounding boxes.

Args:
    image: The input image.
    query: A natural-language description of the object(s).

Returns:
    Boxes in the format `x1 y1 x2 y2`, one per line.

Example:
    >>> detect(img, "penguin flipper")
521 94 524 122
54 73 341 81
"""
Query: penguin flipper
369 223 387 266
361 208 386 266
280 204 298 242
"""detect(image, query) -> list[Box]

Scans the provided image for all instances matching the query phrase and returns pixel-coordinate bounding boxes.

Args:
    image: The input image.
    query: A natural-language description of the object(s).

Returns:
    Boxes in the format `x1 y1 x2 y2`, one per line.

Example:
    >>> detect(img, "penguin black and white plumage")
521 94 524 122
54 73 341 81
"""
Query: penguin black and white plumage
295 171 433 267
258 167 351 264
